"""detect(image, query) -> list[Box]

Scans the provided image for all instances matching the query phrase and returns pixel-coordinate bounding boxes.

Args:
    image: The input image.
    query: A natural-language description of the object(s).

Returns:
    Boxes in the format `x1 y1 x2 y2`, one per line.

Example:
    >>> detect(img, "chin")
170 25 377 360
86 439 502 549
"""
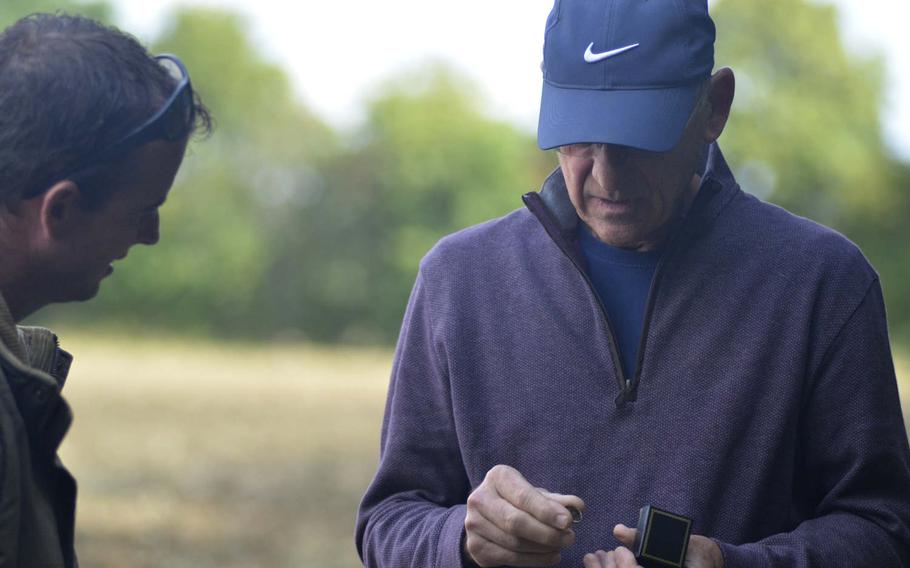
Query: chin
593 229 641 248
51 281 103 304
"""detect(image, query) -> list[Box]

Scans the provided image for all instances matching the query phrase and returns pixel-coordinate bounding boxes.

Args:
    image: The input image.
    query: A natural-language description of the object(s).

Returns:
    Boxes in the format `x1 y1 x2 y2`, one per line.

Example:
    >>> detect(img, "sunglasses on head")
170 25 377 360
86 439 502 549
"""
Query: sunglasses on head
87 54 196 164
24 54 196 199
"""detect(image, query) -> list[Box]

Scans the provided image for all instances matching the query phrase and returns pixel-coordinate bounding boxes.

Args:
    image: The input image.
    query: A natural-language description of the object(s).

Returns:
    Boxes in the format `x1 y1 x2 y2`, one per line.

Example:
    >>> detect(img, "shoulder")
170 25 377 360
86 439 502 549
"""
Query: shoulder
725 191 876 287
419 207 541 276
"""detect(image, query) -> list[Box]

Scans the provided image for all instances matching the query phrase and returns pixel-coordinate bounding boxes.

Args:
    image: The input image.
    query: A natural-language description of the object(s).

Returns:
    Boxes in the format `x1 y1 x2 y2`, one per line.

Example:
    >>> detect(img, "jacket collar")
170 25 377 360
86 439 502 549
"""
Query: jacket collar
0 293 73 457
18 327 72 388
0 293 72 385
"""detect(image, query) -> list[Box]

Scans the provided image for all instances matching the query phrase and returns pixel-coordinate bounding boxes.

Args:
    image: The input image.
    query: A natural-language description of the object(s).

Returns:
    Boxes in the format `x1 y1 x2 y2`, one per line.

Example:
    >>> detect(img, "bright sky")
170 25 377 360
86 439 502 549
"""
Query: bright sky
111 0 910 159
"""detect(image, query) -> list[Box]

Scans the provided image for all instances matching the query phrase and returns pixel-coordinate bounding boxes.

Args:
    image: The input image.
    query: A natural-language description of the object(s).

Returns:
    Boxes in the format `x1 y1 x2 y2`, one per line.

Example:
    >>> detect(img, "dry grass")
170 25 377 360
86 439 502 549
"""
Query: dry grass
55 335 910 567
58 333 391 568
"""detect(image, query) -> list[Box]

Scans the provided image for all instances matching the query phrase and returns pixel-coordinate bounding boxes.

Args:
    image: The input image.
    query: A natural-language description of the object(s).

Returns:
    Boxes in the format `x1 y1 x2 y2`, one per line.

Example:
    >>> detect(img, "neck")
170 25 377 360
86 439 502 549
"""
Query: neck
0 245 44 323
630 173 703 252
0 207 52 322
1 291 42 323
0 277 42 323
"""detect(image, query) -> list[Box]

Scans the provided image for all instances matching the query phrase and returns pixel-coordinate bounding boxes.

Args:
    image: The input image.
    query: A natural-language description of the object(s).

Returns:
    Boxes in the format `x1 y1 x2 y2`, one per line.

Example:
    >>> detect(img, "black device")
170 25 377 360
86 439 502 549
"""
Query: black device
632 505 692 568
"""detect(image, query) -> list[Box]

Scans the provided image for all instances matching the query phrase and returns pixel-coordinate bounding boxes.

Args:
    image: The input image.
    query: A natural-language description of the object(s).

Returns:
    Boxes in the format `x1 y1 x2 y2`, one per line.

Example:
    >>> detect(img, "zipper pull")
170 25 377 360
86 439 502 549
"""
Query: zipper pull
614 391 627 408
614 380 637 408
614 380 631 408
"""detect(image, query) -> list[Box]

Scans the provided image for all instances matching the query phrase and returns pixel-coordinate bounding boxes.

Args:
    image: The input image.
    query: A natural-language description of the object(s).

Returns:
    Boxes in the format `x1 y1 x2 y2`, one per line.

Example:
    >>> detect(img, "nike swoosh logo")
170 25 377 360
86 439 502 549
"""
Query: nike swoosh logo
583 42 640 63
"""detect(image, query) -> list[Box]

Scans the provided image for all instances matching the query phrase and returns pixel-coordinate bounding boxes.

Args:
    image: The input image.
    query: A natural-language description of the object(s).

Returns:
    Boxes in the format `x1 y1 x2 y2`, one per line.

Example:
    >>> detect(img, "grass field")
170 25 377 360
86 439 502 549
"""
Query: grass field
56 334 909 567
58 334 391 568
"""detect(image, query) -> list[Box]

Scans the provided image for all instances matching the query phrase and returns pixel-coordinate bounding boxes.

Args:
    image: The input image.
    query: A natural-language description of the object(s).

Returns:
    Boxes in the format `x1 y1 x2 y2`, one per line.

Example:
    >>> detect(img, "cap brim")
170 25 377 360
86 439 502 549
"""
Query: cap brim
537 81 700 152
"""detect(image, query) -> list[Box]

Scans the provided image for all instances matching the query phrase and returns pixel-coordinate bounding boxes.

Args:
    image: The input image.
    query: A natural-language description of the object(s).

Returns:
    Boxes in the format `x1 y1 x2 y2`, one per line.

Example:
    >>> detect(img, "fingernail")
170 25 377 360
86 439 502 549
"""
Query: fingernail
556 514 569 528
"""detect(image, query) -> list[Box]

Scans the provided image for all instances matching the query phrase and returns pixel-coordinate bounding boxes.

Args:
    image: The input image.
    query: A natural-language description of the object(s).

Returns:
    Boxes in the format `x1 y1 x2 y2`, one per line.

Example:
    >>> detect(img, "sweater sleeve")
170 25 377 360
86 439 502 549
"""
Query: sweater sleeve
355 270 473 568
716 279 910 567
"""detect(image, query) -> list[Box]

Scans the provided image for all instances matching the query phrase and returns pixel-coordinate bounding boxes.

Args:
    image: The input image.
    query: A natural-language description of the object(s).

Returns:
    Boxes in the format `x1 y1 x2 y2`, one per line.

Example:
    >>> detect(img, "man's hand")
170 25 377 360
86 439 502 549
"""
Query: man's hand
592 524 723 568
583 547 642 568
463 464 585 567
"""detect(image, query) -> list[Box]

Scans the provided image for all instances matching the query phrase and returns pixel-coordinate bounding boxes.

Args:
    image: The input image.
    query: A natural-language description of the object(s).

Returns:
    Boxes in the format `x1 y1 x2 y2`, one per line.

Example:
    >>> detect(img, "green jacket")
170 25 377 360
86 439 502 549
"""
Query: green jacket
0 296 77 568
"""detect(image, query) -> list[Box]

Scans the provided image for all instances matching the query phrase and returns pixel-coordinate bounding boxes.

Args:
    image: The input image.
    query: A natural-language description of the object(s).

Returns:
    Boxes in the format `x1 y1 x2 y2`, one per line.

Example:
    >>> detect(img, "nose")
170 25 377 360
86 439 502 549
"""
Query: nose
137 211 160 245
590 144 632 188
591 143 632 166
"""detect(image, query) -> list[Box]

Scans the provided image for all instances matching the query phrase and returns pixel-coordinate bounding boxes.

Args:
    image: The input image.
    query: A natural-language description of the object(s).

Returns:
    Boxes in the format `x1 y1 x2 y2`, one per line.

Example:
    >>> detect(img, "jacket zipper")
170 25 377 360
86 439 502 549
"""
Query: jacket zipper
523 192 677 408
628 252 674 402
560 243 633 404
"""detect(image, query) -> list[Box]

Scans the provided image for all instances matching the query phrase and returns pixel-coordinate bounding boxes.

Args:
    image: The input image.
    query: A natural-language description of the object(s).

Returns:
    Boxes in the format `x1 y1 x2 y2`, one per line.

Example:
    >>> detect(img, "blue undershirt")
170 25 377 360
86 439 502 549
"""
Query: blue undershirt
577 224 662 379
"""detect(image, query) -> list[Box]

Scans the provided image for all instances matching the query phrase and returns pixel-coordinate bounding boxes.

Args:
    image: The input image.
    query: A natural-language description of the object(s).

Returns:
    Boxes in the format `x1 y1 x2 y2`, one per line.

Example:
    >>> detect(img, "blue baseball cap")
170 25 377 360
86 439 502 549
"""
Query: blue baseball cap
538 0 716 152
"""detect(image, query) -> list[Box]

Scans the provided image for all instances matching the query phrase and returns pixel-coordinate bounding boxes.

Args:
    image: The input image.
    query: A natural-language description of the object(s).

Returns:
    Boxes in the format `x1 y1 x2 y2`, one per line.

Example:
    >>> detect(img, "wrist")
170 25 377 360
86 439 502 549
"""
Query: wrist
708 538 725 568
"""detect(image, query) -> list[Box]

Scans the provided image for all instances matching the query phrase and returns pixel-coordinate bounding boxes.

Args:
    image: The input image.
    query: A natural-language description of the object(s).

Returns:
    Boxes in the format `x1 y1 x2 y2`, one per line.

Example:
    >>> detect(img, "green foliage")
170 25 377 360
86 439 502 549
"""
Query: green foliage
50 8 338 335
10 0 909 342
265 64 553 342
714 0 891 218
0 0 110 26
28 5 543 343
713 0 910 337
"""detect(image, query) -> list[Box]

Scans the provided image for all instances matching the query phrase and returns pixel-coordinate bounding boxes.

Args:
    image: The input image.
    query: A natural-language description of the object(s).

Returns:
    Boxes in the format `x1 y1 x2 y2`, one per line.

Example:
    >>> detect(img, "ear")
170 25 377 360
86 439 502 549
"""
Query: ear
36 180 85 240
703 67 736 144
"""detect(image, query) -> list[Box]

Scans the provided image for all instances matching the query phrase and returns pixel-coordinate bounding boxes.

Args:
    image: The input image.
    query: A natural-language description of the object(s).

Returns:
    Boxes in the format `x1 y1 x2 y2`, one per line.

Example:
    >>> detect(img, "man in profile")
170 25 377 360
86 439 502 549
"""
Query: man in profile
356 0 910 566
0 13 210 566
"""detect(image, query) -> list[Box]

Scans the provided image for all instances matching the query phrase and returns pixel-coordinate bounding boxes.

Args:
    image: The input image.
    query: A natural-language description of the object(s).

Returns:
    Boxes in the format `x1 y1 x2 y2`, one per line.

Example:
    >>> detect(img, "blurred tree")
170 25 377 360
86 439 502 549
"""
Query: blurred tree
0 0 110 26
10 0 908 343
43 7 337 335
713 0 910 338
853 160 910 342
714 0 890 216
267 64 554 342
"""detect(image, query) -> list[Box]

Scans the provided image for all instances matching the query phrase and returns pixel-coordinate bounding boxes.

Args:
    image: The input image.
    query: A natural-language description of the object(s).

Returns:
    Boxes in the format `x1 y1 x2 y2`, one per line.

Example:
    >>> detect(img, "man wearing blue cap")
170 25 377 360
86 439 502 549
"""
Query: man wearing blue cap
356 1 910 567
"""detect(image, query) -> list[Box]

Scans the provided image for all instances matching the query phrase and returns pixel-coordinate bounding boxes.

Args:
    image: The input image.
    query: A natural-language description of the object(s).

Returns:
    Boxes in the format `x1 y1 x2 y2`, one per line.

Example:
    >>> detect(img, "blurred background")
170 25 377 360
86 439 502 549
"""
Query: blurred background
4 0 909 565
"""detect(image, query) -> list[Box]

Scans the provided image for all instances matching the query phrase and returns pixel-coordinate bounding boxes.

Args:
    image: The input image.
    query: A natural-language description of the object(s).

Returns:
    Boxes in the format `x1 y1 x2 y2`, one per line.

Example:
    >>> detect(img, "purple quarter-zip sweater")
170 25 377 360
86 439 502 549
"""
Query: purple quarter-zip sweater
356 144 910 567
